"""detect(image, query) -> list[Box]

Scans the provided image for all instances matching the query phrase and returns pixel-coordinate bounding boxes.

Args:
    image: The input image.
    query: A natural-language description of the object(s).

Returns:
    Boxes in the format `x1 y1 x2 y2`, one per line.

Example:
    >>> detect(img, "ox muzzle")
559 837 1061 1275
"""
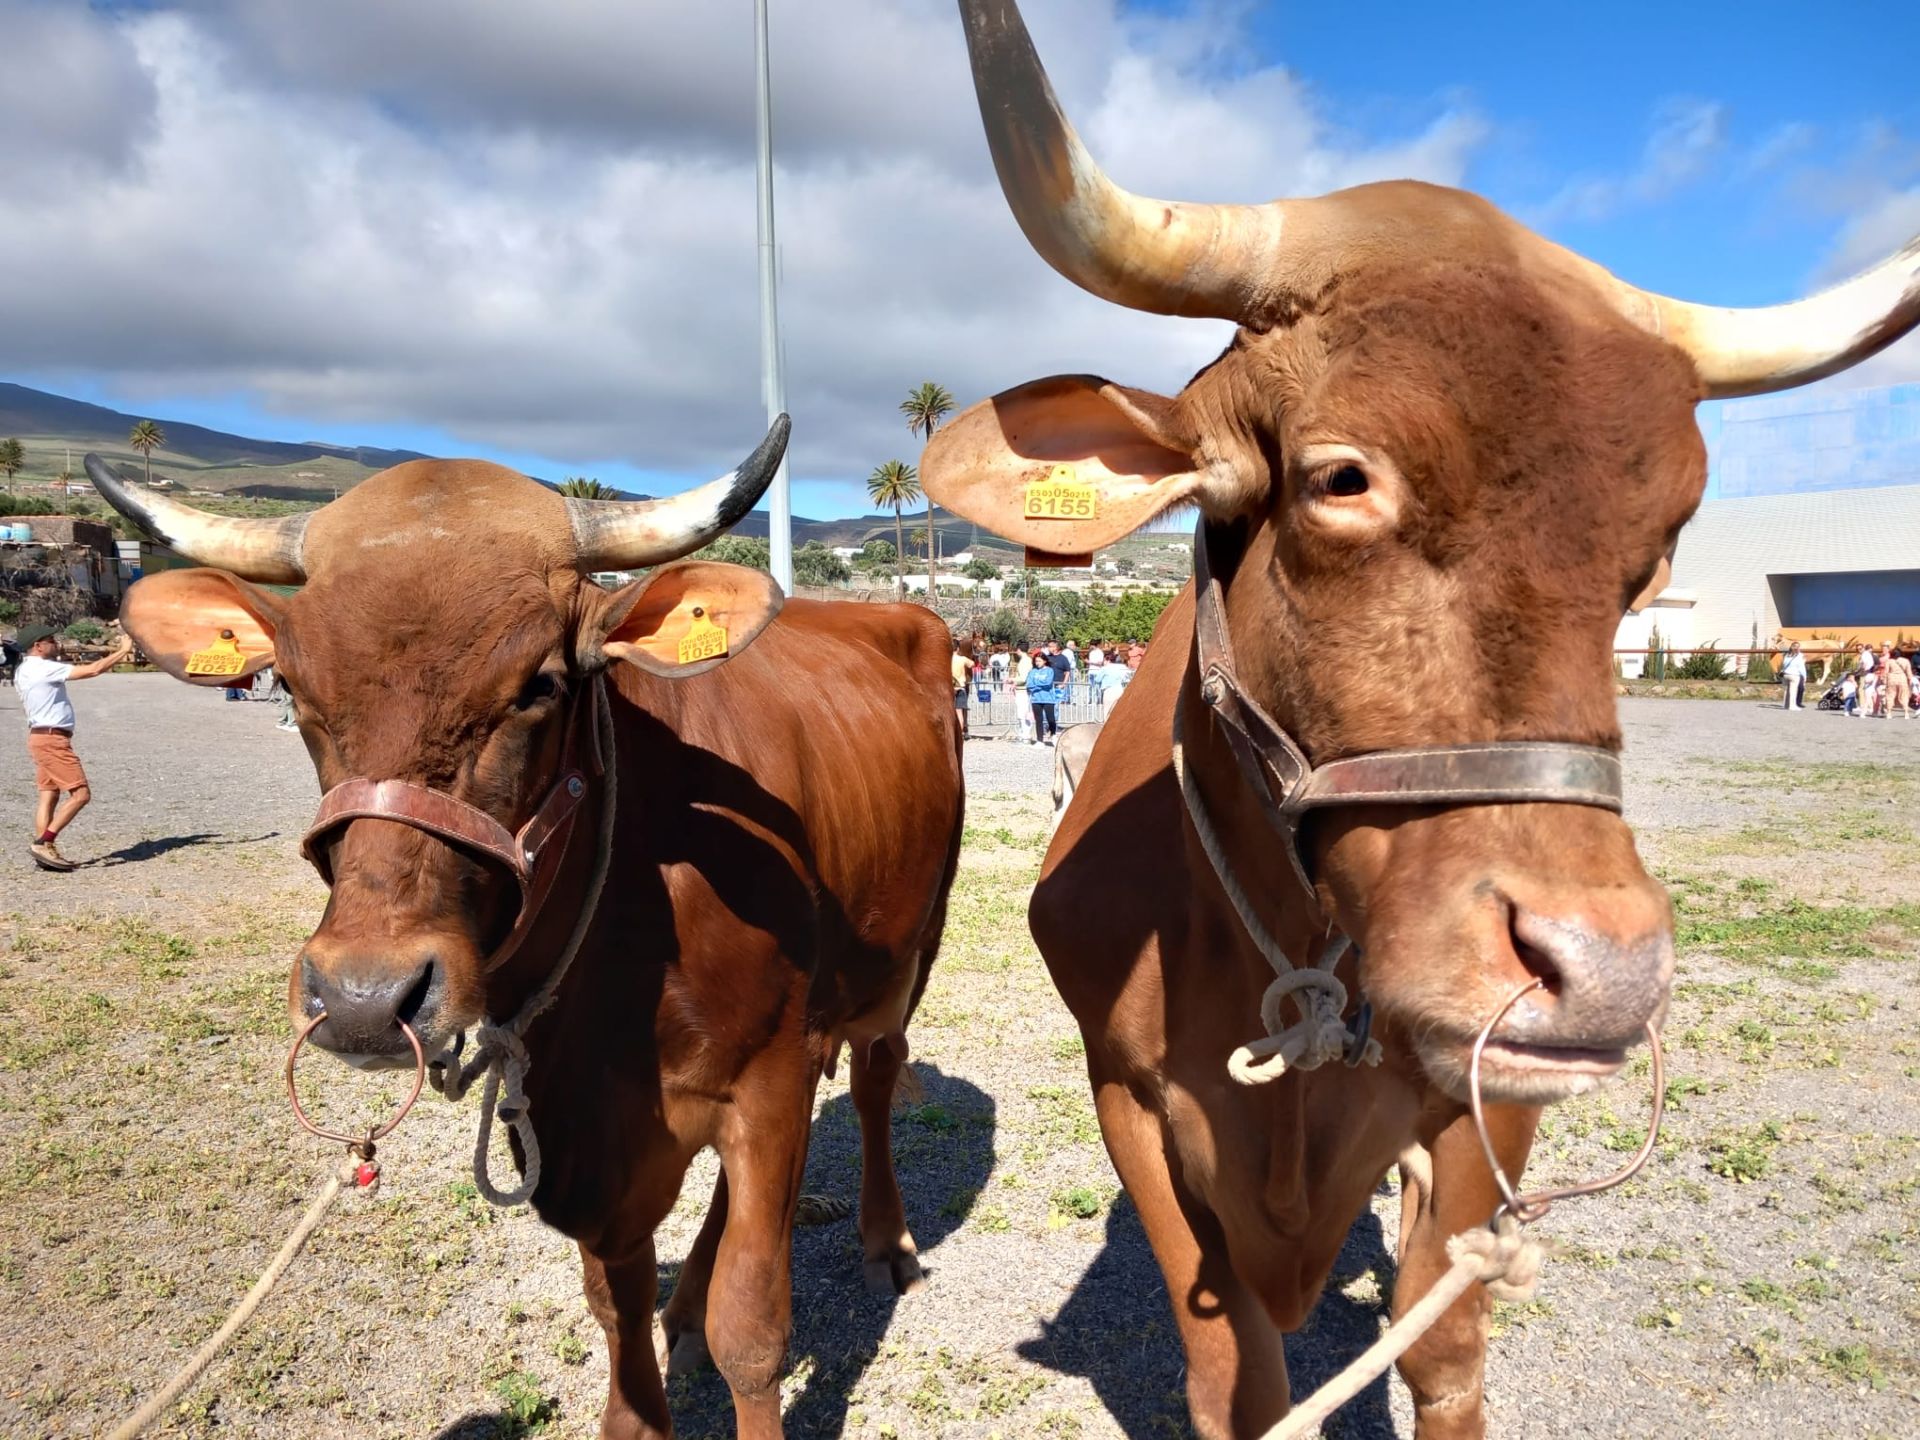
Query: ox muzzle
1182 521 1671 1096
293 677 606 1057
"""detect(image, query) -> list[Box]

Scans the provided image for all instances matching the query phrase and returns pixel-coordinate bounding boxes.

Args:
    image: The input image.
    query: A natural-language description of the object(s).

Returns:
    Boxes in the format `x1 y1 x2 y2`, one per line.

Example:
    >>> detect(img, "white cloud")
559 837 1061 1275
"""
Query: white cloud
0 0 1486 502
1532 98 1726 225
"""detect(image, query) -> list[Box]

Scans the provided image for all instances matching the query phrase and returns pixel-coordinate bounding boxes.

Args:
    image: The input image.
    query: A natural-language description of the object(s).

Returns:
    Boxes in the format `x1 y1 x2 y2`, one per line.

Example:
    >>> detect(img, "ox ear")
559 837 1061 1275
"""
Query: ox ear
594 561 784 680
920 375 1208 555
120 568 283 687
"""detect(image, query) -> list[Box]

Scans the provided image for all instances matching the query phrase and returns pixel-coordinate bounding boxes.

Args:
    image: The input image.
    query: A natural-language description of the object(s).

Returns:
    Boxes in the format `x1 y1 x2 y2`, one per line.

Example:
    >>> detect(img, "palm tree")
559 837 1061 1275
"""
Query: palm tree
557 475 620 499
128 420 166 487
0 438 24 496
901 382 955 598
866 459 921 594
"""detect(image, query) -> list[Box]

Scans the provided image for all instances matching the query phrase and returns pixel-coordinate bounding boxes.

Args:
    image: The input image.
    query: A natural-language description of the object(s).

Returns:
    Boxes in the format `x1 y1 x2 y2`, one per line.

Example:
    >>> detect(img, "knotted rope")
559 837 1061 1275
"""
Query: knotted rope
431 679 618 1207
1258 1213 1547 1440
1170 731 1381 1085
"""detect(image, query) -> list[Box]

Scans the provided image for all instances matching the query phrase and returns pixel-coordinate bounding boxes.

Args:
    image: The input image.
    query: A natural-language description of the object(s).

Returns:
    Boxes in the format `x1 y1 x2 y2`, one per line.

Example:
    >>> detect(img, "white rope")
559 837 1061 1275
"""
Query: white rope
107 1157 364 1439
1170 729 1381 1085
1257 1213 1547 1440
431 678 619 1207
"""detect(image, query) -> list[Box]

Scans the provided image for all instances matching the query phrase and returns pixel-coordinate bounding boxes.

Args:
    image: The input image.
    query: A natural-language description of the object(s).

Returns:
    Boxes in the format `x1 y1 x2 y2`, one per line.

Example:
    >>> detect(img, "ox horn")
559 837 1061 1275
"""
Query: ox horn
566 414 790 571
1604 238 1920 399
85 453 308 583
958 0 1288 321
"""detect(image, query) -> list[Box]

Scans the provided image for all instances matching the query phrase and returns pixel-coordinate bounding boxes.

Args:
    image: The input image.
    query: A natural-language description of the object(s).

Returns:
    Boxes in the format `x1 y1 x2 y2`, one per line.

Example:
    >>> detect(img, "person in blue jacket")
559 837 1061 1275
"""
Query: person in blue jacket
1025 647 1058 745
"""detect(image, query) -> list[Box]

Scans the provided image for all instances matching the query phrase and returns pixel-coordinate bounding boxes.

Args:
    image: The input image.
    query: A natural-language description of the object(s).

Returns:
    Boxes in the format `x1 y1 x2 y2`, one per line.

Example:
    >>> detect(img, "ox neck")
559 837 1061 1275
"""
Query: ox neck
479 675 617 1023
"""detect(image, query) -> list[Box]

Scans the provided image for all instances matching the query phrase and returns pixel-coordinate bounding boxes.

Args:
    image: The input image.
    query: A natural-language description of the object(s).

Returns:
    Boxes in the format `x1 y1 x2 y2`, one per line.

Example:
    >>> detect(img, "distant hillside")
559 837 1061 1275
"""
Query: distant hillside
0 382 428 474
0 381 1017 555
728 506 1018 557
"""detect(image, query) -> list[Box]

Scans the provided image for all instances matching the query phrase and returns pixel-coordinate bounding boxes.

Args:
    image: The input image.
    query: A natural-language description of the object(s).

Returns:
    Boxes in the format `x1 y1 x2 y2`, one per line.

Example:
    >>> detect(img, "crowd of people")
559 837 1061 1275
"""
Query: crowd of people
1779 639 1917 717
951 636 1147 744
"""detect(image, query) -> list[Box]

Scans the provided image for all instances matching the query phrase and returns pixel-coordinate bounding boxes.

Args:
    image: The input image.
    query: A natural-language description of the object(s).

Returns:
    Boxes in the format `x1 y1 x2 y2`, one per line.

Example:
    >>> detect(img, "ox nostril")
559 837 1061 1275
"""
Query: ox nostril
1507 907 1566 998
299 954 437 1054
395 958 435 1028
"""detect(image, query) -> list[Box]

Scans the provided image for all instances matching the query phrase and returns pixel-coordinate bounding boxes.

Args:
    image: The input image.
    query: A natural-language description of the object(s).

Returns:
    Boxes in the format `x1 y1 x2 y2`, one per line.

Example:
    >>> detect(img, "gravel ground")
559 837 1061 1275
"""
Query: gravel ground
2 680 1915 1439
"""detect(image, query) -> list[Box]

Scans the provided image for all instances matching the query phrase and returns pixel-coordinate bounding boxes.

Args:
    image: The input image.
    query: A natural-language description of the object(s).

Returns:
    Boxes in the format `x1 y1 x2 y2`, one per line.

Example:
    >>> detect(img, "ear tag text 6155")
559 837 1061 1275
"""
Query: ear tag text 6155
1022 464 1099 522
676 607 730 665
185 630 248 677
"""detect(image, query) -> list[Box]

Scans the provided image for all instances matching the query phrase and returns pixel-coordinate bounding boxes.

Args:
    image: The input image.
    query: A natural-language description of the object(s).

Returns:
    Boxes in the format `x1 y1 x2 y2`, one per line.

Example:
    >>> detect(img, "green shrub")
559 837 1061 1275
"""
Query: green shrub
1674 642 1728 680
62 618 106 644
792 540 850 586
984 608 1024 646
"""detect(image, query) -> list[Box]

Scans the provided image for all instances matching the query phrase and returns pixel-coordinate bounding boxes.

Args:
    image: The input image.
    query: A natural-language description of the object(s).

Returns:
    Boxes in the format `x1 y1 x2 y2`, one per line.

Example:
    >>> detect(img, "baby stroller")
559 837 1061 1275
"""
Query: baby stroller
1815 678 1848 711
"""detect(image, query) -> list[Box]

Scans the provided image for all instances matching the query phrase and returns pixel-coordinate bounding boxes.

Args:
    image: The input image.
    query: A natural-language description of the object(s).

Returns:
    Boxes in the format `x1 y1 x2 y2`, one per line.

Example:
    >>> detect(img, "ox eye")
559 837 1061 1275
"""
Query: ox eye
515 673 561 711
1321 465 1369 498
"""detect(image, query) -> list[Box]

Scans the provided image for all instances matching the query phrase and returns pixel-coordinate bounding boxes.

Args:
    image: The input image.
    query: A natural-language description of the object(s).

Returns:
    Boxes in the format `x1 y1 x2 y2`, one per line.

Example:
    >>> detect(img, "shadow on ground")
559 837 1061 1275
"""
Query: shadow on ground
1019 1188 1403 1440
88 832 277 866
662 1061 997 1437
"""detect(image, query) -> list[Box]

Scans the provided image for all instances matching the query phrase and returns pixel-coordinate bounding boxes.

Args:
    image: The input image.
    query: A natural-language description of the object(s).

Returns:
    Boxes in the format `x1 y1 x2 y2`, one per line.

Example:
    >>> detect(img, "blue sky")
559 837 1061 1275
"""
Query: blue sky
6 0 1916 515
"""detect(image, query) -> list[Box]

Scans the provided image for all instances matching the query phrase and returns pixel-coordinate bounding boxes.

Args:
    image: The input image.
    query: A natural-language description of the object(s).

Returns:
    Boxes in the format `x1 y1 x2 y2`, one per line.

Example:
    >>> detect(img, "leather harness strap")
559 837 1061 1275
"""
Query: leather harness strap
299 674 606 975
1187 520 1625 904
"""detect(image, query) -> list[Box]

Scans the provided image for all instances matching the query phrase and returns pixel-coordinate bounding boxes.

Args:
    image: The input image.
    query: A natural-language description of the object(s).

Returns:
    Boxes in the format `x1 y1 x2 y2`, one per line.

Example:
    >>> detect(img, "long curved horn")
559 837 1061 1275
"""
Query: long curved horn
85 454 308 583
567 414 789 570
959 0 1287 320
1608 237 1920 399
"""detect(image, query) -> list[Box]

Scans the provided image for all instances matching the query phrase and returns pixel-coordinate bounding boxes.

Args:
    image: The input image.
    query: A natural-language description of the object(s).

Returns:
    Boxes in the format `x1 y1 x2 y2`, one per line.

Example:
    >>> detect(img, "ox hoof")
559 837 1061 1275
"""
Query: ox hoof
863 1250 926 1296
659 1325 710 1377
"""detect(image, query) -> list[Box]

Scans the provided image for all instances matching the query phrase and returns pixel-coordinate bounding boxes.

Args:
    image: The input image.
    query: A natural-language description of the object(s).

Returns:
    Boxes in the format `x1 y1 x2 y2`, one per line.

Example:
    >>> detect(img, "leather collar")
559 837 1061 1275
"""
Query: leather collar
300 673 609 975
1187 520 1624 903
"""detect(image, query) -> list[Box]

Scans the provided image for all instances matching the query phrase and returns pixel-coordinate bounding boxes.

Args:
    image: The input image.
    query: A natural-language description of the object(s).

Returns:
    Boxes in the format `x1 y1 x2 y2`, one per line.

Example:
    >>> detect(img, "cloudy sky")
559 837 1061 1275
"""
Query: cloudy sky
2 0 1915 515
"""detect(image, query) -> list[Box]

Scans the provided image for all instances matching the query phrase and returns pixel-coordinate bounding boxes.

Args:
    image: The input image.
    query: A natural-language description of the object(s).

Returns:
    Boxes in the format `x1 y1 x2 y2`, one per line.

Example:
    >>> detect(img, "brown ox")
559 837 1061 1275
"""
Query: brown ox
91 427 965 1440
923 4 1920 1436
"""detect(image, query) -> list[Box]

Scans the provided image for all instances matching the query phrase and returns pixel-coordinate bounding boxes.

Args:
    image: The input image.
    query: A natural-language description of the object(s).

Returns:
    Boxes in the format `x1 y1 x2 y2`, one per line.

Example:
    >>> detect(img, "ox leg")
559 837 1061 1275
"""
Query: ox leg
850 1032 925 1294
657 1169 726 1376
706 1104 810 1440
1392 1105 1540 1440
1091 1070 1290 1440
580 1241 672 1440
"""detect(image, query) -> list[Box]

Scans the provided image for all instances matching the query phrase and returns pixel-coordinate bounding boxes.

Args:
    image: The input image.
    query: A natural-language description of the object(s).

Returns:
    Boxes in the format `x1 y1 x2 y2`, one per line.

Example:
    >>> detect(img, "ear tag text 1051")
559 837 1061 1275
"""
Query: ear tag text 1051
676 607 730 665
1023 463 1099 522
185 630 248 677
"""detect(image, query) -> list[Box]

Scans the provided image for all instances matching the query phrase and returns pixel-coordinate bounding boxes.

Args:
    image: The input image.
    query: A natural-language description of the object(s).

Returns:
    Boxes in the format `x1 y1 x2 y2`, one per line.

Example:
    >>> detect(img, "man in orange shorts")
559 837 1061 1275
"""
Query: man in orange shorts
15 623 133 871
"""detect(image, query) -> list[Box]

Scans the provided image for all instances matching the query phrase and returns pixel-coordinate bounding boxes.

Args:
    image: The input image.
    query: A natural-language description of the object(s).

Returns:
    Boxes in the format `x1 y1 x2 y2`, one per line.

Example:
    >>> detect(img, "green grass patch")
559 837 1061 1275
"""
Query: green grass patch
1706 1119 1786 1183
1675 894 1920 970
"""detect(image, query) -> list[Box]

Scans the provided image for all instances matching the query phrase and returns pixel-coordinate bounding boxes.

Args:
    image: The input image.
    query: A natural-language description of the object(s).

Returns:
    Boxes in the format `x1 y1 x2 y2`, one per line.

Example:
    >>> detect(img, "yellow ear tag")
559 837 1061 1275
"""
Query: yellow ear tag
1022 463 1099 522
185 630 248 677
675 608 730 665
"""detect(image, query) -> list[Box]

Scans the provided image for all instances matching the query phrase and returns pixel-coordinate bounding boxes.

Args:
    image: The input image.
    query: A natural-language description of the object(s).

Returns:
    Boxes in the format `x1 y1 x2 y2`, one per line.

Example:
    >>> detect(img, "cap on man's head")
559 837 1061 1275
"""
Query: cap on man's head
16 624 57 648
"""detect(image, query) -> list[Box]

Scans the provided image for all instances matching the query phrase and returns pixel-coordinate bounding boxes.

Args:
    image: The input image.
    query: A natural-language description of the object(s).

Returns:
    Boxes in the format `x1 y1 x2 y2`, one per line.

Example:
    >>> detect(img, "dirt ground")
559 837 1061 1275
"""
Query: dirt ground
2 680 1916 1439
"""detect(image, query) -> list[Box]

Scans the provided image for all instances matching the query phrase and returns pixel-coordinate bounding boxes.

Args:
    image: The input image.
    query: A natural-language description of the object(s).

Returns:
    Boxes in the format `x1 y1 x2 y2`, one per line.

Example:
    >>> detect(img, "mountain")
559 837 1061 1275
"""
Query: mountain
0 382 427 473
0 381 1019 553
726 506 1017 556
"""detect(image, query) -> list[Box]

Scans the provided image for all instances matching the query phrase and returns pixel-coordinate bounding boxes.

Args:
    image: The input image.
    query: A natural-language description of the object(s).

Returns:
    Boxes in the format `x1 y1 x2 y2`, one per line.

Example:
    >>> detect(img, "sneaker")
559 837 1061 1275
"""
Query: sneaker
276 721 300 731
29 840 75 872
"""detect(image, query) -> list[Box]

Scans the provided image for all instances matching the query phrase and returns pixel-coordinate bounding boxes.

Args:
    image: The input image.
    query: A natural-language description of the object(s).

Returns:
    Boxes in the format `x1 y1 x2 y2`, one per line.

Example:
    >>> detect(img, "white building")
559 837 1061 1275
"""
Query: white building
1619 383 1920 674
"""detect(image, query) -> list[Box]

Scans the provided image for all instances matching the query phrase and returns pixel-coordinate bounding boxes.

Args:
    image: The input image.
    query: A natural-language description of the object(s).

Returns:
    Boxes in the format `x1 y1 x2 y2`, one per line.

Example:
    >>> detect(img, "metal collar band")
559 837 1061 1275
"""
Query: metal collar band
1187 520 1624 904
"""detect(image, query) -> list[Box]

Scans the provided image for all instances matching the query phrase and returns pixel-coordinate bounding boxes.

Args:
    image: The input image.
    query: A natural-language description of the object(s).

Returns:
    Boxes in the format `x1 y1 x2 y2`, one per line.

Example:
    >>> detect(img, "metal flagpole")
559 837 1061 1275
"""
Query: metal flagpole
755 0 792 593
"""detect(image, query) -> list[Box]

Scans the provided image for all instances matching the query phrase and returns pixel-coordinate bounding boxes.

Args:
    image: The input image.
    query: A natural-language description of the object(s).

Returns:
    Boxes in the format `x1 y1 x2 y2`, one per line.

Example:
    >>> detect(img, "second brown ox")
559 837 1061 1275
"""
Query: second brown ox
924 3 1920 1437
92 424 965 1440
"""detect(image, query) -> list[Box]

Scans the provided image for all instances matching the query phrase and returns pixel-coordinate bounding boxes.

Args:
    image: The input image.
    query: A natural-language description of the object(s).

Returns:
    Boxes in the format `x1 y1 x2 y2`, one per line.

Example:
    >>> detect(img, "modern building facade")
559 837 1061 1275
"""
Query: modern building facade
1618 382 1920 673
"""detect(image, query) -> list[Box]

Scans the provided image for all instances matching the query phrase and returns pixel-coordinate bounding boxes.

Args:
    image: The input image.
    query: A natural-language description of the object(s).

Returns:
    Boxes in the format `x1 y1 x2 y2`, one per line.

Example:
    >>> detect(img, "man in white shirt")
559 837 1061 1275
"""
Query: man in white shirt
15 623 133 870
